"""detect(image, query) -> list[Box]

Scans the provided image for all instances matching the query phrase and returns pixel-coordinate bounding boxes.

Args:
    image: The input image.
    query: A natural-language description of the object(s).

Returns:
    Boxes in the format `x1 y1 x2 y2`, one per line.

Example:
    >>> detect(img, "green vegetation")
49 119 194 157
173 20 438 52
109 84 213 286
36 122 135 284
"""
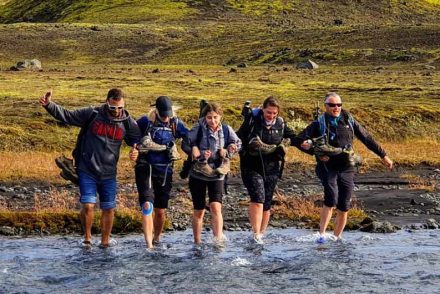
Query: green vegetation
1 0 440 24
0 0 197 23
0 0 438 176
226 0 296 16
426 0 440 5
0 209 170 235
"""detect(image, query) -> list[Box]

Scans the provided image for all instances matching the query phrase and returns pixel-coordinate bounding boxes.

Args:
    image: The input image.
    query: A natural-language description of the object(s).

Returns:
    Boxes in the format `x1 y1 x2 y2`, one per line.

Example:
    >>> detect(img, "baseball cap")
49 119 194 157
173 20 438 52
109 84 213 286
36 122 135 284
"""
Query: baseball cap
152 96 173 117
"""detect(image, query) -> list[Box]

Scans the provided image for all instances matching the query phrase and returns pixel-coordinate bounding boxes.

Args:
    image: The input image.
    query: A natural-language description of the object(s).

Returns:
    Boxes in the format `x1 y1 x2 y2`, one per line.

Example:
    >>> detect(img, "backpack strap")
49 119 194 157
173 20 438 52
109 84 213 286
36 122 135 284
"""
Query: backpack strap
170 117 178 138
195 123 203 146
72 108 98 164
195 123 230 148
221 123 229 148
318 112 355 139
318 114 327 136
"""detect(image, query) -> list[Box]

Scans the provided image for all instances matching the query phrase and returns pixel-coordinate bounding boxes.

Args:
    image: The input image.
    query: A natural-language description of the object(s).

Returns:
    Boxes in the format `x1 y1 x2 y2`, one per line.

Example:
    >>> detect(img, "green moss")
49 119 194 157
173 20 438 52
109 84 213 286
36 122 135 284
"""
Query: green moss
226 0 297 16
0 209 179 235
425 0 440 5
0 0 197 23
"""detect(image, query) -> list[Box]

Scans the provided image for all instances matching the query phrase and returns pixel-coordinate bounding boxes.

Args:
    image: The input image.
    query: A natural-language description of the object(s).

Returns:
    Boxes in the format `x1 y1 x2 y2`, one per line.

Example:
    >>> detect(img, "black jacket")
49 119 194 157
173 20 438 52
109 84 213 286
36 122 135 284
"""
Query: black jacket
293 110 387 169
237 108 296 175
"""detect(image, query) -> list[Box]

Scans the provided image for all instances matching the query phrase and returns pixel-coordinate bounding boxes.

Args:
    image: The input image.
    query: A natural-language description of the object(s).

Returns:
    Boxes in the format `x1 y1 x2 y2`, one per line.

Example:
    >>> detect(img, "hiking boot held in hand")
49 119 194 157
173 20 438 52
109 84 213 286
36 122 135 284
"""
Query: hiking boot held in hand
193 161 218 178
248 136 277 156
278 138 291 155
311 135 343 157
60 169 79 185
168 144 181 161
215 157 230 175
137 135 167 153
343 145 363 167
55 155 78 185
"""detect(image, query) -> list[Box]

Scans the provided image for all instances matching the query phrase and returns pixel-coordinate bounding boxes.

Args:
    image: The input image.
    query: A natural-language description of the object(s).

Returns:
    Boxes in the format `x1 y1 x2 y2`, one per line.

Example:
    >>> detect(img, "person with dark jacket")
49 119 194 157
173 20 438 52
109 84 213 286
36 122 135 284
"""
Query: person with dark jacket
39 88 141 247
182 102 241 246
293 92 393 243
135 96 188 249
237 96 296 244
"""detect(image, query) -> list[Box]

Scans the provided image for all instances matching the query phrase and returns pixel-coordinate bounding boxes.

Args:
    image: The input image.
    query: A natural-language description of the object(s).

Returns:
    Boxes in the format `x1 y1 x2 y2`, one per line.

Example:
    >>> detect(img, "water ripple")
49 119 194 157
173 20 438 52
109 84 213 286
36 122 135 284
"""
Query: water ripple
1 229 440 293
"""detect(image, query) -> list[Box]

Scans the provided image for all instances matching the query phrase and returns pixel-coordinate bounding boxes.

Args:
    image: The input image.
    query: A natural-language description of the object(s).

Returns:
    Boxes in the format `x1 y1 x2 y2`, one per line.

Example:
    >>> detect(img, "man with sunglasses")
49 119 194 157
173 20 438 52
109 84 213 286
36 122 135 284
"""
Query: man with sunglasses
293 92 393 243
39 88 141 248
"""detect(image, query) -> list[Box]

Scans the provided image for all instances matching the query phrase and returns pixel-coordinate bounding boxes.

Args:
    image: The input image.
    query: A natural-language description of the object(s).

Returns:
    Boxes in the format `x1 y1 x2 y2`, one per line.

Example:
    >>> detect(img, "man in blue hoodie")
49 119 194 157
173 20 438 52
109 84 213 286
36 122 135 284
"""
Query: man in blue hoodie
39 88 141 247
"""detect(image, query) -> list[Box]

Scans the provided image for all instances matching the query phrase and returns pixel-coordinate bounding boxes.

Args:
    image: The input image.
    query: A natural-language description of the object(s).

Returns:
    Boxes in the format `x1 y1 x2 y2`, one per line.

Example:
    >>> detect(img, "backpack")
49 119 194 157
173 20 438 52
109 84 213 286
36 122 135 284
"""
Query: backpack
317 111 354 141
238 107 285 151
237 106 286 179
143 115 179 143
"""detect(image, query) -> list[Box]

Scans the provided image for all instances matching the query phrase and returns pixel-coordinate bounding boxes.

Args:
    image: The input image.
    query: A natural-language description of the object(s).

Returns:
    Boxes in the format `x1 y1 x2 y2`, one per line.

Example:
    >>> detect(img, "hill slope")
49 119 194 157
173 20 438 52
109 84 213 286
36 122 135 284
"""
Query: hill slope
0 0 440 25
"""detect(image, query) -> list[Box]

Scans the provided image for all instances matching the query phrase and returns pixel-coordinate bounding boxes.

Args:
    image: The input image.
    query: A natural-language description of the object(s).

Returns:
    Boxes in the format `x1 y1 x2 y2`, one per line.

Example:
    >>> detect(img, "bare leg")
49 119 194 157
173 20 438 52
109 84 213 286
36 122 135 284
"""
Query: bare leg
80 203 95 242
260 210 271 235
142 213 154 249
192 209 205 244
249 202 263 235
153 208 166 243
100 208 114 245
210 202 223 239
334 210 348 238
319 205 334 235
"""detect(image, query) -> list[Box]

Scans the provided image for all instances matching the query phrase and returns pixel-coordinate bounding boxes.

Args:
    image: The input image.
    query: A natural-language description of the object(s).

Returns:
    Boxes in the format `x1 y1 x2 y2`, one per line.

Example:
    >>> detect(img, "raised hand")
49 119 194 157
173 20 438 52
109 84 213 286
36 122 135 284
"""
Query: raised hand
39 89 52 106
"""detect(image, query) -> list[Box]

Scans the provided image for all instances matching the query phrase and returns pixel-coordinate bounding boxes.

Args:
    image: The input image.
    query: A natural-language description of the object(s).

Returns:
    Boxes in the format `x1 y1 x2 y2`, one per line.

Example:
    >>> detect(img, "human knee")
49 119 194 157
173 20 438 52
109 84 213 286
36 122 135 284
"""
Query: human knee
82 203 94 212
193 209 204 218
155 208 166 218
209 202 222 215
141 201 154 216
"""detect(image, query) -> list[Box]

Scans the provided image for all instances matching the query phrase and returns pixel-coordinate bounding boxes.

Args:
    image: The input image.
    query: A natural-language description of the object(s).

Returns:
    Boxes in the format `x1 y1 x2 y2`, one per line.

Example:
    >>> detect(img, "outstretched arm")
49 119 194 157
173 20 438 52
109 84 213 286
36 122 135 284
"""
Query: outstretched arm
40 90 94 127
353 119 393 170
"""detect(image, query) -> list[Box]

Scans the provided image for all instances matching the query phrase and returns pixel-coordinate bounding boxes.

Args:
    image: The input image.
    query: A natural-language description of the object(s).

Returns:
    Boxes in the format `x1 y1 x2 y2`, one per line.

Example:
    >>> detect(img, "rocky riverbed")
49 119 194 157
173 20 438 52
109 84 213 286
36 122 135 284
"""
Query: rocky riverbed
1 166 440 236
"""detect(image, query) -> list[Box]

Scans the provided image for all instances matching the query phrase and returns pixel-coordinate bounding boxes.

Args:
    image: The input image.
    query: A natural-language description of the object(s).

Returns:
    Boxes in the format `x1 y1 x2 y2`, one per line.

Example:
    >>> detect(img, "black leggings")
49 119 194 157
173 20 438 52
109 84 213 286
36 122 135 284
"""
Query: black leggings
189 177 223 210
242 169 278 211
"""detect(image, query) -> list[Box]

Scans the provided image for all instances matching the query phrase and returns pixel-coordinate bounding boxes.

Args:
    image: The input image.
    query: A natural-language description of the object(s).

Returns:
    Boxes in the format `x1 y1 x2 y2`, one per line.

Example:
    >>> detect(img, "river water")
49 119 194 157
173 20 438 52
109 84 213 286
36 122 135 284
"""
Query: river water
1 229 440 294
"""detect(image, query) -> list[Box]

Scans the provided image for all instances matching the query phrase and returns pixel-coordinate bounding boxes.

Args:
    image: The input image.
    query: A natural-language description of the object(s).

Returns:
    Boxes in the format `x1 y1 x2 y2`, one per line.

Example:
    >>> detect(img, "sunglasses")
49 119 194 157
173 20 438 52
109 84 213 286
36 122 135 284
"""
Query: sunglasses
326 103 342 108
107 102 124 110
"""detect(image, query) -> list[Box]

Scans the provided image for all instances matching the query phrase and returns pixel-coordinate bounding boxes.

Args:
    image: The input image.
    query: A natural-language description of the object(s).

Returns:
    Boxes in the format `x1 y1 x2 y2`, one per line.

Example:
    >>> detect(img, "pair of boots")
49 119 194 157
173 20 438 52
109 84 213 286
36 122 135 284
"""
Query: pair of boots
192 157 230 178
137 135 181 161
248 136 291 156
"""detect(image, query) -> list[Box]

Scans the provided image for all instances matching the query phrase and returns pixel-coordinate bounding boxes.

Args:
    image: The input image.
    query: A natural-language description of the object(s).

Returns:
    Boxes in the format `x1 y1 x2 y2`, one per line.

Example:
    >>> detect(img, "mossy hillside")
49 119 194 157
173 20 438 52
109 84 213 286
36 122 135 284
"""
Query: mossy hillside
1 22 440 68
0 0 197 23
0 64 439 154
1 0 440 24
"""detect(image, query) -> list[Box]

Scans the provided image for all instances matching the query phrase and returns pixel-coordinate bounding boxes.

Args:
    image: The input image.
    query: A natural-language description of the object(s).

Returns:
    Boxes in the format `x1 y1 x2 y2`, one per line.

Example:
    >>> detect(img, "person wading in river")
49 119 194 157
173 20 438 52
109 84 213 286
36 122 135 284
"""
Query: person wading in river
293 92 393 243
40 88 140 247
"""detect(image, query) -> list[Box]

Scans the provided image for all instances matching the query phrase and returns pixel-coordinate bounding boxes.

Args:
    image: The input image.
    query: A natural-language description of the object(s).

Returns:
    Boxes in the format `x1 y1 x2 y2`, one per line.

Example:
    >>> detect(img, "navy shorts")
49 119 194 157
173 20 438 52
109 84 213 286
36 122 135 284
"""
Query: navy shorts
242 169 279 211
316 163 354 212
78 171 117 210
135 164 172 209
189 177 223 210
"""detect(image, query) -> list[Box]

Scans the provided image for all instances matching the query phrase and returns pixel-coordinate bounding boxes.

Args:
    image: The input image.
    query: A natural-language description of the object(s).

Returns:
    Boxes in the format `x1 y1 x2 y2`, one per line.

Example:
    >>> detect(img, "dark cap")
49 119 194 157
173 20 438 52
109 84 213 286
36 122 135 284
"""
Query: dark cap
152 96 173 117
